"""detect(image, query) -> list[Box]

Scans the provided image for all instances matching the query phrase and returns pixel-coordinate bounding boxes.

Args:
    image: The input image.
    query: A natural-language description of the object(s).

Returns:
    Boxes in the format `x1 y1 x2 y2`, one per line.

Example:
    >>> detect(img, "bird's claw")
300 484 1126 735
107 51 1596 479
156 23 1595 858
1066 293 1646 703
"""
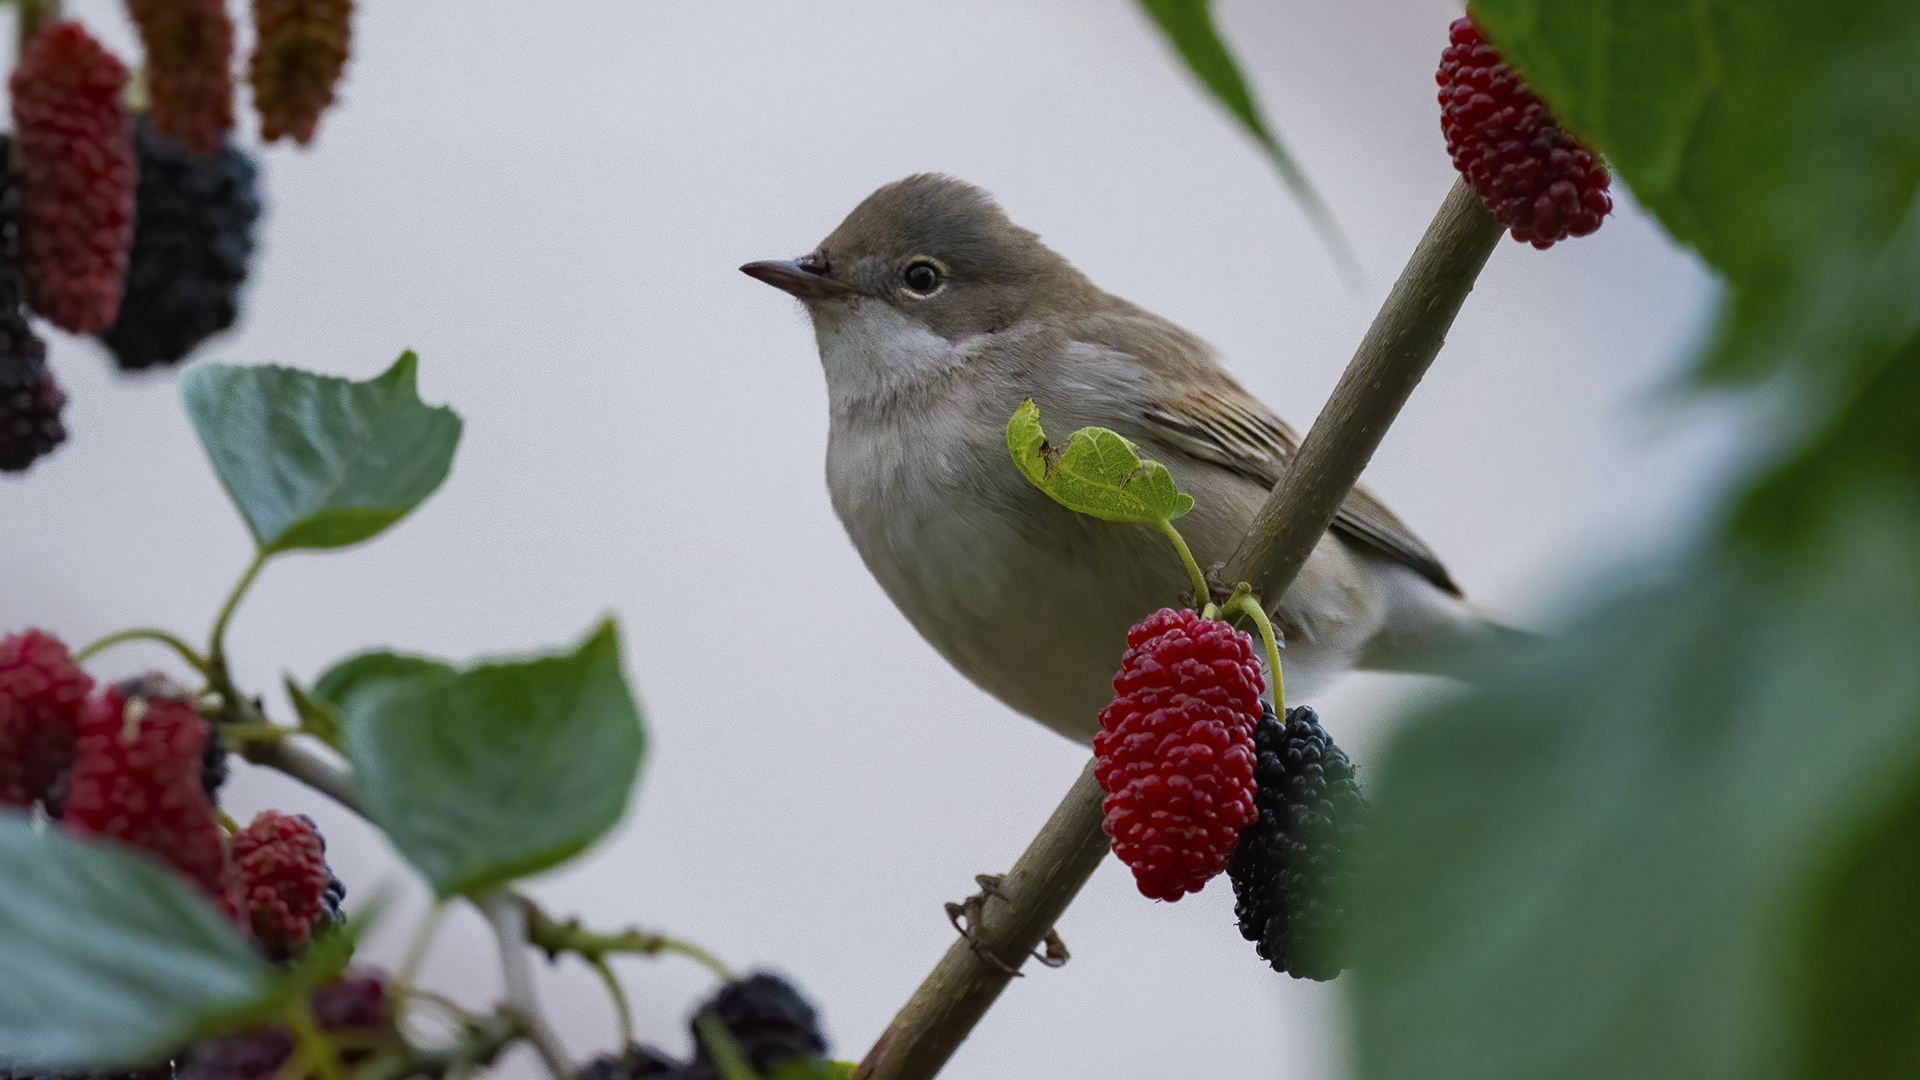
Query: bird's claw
943 874 1069 976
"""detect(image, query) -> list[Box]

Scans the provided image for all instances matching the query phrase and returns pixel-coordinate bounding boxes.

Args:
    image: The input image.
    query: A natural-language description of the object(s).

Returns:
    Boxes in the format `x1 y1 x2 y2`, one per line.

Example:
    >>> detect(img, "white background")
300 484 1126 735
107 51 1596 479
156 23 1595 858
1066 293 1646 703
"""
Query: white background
4 2 1735 1077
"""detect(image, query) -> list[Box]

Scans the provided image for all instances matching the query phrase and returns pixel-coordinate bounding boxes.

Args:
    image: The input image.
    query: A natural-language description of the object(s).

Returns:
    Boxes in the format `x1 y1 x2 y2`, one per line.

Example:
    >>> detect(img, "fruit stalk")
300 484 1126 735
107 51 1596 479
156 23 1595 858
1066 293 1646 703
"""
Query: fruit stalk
854 177 1504 1080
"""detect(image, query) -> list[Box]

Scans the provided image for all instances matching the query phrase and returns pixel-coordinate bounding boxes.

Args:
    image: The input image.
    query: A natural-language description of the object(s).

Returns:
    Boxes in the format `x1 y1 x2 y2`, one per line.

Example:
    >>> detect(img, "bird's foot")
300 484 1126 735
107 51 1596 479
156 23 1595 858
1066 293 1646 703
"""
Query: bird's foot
944 873 1069 976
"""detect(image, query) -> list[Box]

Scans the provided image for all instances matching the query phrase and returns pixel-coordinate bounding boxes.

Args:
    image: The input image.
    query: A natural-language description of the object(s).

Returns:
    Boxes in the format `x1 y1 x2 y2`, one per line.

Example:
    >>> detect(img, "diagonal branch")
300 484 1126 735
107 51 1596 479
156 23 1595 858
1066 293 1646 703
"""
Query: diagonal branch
853 178 1504 1080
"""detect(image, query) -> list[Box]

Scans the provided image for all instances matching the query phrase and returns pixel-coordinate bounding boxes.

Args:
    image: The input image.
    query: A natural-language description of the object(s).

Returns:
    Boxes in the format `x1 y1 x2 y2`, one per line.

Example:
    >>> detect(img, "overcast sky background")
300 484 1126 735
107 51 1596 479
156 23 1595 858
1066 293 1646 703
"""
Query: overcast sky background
5 2 1738 1077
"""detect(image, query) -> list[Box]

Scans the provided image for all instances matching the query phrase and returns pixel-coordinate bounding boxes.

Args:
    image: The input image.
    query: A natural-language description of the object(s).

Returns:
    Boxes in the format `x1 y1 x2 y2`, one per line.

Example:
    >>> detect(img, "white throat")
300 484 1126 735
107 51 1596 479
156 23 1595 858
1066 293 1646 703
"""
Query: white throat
809 300 961 415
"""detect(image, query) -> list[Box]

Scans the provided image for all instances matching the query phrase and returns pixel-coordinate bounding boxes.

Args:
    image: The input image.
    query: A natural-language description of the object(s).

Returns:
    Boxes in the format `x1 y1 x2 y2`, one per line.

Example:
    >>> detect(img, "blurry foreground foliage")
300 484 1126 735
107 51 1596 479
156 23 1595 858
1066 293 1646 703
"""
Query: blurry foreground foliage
1339 3 1920 1078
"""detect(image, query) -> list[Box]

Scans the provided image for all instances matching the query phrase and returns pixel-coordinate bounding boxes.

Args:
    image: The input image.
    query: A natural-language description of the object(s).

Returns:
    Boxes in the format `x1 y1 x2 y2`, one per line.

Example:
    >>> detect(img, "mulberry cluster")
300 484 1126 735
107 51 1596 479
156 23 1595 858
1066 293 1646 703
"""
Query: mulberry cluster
0 629 92 806
1226 704 1367 981
125 0 235 155
1093 607 1262 901
251 0 353 145
10 21 136 333
579 973 830 1080
1437 16 1611 248
98 120 261 371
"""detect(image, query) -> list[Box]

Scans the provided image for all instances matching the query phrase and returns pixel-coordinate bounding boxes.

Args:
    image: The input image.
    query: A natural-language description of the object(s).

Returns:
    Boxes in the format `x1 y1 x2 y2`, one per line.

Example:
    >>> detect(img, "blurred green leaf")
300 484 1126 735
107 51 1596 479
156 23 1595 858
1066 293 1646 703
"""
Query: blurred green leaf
1007 399 1193 525
183 353 462 554
291 651 457 750
1133 0 1357 280
346 621 645 897
0 816 273 1069
1469 0 1920 388
284 677 343 748
1352 352 1920 1078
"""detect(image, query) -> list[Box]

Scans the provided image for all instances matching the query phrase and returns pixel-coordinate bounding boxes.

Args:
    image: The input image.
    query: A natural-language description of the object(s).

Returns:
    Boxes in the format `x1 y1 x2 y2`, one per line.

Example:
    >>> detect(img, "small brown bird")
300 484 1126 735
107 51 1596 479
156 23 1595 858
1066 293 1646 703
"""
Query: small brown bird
745 175 1501 743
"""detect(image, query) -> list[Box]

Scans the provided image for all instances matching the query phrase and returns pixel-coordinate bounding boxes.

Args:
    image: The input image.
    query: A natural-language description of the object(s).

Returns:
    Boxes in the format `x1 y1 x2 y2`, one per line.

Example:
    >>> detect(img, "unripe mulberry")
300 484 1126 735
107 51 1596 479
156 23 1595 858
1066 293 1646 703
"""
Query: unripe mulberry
1437 16 1611 248
179 973 391 1080
99 119 261 371
0 314 64 472
11 21 136 333
63 676 235 910
1093 608 1262 902
126 0 236 155
250 0 353 145
232 810 335 956
1226 704 1367 981
691 973 829 1077
0 629 92 807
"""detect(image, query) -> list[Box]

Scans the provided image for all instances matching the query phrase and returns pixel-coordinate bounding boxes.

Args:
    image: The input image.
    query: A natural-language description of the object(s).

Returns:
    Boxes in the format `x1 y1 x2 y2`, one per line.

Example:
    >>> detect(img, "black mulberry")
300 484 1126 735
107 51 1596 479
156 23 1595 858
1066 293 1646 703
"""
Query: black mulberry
690 973 828 1077
1227 704 1367 981
98 118 259 371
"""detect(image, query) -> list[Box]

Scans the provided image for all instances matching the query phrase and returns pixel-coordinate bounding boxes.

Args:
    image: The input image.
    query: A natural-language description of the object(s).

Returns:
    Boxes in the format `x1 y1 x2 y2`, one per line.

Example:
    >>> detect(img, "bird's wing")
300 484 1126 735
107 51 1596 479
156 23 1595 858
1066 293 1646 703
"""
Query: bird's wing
1078 305 1461 596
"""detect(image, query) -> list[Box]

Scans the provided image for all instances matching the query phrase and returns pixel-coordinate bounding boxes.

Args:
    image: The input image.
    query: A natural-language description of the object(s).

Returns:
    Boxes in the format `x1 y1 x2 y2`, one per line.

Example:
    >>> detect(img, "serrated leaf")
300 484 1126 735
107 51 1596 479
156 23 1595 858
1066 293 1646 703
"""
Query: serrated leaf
0 815 273 1069
1133 0 1356 280
182 353 462 554
346 621 645 897
1006 399 1193 525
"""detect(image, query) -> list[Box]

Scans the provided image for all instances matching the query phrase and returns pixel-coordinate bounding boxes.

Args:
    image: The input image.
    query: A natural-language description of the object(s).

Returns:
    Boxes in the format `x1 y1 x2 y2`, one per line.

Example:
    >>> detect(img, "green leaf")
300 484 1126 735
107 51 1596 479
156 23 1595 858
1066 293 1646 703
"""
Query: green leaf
182 353 462 554
1006 399 1193 525
0 815 273 1069
1468 0 1920 389
346 621 645 897
1132 0 1356 280
284 677 344 748
292 651 457 750
1351 500 1920 1079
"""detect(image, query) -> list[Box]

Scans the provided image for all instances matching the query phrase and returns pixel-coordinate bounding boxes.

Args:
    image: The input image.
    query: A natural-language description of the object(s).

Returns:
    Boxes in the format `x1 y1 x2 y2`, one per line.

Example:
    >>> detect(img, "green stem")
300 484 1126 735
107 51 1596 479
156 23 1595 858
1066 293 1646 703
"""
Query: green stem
590 957 634 1052
396 899 449 992
1155 519 1210 611
287 999 348 1080
72 627 211 676
1224 584 1285 711
521 897 735 981
209 550 269 665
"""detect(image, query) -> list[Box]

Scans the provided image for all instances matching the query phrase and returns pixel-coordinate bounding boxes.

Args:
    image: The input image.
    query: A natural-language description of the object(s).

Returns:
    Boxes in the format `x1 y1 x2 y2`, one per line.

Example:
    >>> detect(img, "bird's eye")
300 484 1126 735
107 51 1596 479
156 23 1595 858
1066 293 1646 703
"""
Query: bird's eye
902 258 944 297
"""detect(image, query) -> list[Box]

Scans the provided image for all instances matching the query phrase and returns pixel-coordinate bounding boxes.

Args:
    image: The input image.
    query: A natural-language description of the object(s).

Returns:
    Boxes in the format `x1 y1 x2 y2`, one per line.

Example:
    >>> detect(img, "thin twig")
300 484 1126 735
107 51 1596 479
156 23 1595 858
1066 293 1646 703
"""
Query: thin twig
72 627 211 675
854 178 1506 1080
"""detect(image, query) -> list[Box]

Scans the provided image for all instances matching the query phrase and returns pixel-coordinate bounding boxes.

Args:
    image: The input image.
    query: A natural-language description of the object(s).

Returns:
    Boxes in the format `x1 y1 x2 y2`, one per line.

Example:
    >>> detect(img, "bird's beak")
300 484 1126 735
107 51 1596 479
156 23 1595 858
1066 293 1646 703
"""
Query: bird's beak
740 257 856 301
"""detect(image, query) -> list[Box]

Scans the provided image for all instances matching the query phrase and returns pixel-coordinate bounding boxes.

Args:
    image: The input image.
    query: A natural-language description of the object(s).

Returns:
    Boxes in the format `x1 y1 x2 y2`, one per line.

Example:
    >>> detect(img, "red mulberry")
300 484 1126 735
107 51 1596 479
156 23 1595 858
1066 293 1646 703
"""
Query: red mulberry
10 21 136 333
232 810 335 955
0 629 92 807
1437 16 1612 248
1093 608 1262 901
62 676 236 911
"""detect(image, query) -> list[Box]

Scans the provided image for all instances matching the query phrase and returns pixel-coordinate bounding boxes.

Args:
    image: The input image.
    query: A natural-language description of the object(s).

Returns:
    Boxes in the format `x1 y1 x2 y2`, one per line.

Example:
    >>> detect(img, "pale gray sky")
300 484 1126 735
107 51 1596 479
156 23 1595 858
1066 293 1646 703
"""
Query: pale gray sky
5 2 1729 1077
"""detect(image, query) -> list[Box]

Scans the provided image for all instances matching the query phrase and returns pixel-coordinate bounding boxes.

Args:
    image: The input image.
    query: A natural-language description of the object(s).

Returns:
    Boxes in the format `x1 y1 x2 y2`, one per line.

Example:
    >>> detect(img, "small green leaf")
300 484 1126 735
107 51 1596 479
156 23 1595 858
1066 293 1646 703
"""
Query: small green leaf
0 815 273 1069
284 677 343 748
1133 0 1356 280
346 621 645 897
182 353 462 555
1007 399 1194 525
